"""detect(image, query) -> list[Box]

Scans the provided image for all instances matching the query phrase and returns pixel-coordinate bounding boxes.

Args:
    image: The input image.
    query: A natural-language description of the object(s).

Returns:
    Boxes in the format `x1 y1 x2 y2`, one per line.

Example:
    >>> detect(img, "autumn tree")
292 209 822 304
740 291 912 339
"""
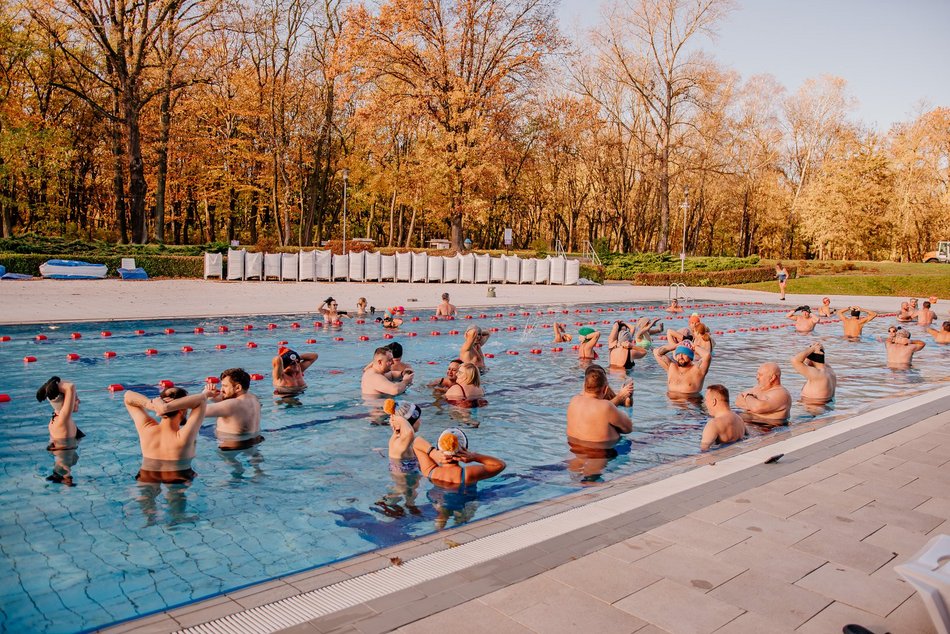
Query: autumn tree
351 0 562 250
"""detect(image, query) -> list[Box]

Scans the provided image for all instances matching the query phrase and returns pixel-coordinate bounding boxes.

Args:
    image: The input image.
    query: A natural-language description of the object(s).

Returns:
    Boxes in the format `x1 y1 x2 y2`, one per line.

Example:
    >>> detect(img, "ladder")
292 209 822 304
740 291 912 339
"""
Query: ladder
669 282 691 303
581 240 601 265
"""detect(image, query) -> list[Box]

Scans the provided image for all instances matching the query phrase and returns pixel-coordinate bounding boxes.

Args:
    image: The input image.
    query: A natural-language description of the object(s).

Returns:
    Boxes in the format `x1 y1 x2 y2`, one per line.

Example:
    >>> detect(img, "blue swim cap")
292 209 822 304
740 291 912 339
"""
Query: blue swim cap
674 345 694 360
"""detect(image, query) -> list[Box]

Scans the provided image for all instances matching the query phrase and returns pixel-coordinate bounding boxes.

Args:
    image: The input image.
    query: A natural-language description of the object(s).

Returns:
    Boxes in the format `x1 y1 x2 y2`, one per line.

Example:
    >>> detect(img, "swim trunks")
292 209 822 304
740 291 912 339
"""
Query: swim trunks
136 468 197 484
218 435 264 451
389 457 421 474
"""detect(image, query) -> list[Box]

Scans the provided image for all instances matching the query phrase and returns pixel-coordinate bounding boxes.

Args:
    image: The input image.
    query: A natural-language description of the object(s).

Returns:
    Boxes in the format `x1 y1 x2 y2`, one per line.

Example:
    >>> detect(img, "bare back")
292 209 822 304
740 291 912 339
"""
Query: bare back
566 393 631 444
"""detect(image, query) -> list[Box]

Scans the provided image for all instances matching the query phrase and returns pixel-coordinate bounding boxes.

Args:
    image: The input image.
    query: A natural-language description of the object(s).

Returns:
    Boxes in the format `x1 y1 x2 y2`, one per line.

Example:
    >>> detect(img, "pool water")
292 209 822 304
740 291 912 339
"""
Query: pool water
0 301 946 633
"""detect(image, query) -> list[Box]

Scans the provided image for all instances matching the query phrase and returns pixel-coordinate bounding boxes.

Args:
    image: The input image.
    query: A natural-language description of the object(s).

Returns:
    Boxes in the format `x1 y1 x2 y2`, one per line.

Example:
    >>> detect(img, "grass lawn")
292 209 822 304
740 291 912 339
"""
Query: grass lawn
733 261 949 298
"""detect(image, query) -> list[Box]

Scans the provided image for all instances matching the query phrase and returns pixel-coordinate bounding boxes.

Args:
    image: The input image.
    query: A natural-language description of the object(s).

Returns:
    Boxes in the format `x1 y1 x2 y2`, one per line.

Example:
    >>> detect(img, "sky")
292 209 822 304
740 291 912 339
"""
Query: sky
556 0 950 131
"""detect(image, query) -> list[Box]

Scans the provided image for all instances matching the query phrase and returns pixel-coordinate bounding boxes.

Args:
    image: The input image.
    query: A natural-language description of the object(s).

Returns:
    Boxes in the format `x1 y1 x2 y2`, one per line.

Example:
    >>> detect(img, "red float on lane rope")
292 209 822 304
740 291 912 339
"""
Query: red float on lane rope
164 328 175 335
291 322 300 329
108 384 124 392
507 350 519 355
313 322 324 328
207 376 220 384
104 351 117 358
194 327 204 334
145 349 159 355
66 353 80 361
71 333 82 339
0 394 10 402
23 356 37 363
181 346 193 353
135 330 145 335
216 344 227 350
334 337 344 342
244 325 253 331
35 334 48 341
268 323 277 329
250 374 264 381
278 340 288 345
247 342 258 348
0 335 10 342
485 353 495 358
359 336 369 341
551 347 564 352
219 326 229 332
306 339 317 344
383 333 394 339
101 331 112 337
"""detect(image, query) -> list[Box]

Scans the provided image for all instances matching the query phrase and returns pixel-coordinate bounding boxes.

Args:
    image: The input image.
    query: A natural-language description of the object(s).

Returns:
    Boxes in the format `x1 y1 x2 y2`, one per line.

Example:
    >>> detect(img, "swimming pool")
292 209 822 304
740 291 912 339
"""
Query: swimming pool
0 301 946 633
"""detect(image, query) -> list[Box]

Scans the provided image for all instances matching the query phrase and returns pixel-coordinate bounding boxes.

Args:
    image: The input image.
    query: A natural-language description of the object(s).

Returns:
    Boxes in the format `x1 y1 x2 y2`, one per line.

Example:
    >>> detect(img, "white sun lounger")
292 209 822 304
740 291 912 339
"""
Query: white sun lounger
364 251 381 282
458 253 475 283
244 252 263 280
395 252 412 281
263 253 281 280
203 252 223 279
520 258 536 284
474 254 491 283
894 534 950 634
280 253 299 281
411 252 428 282
298 250 315 281
226 248 245 280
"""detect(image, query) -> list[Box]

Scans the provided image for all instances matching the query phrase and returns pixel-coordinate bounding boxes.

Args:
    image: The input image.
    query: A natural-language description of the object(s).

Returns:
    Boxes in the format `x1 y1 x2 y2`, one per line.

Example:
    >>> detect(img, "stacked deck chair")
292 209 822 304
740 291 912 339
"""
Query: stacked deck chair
474 254 491 283
427 255 444 282
489 256 506 283
348 251 366 281
458 253 475 283
204 252 223 279
534 256 550 284
443 254 461 283
263 253 282 280
298 250 316 281
549 255 566 285
411 252 428 282
364 251 382 282
380 254 396 282
245 252 264 280
332 253 349 280
227 248 246 280
280 252 299 280
521 257 537 283
564 259 581 285
315 250 332 281
395 252 412 281
503 255 521 283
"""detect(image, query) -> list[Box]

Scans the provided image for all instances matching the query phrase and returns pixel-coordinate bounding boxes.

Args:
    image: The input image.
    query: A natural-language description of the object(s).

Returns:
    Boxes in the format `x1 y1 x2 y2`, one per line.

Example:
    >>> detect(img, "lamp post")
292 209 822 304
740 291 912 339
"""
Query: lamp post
342 168 349 255
680 187 689 273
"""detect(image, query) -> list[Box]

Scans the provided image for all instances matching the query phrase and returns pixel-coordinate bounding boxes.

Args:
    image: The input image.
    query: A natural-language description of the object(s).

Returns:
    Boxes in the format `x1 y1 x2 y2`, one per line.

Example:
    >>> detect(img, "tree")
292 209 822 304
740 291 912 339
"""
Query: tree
351 0 562 250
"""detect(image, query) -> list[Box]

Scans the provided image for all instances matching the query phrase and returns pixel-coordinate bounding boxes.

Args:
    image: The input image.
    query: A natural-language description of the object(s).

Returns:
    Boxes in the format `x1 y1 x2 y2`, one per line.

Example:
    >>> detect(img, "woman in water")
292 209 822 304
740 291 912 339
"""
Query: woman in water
318 297 348 327
412 428 506 487
356 297 368 317
36 376 85 485
775 263 788 301
444 363 486 406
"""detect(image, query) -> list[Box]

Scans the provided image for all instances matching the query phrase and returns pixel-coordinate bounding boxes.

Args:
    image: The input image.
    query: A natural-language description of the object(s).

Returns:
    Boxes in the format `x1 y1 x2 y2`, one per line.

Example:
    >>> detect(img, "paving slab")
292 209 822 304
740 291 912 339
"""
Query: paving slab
792 529 896 574
706 569 830 629
794 563 913 616
614 578 744 634
711 535 826 584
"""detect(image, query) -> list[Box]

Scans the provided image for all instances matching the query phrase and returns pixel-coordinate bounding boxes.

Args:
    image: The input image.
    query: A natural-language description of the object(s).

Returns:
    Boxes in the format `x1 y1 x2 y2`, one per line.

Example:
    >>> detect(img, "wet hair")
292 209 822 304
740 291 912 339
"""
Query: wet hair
386 341 403 359
36 376 62 402
442 293 449 300
923 301 931 308
456 363 481 387
706 384 729 403
357 297 366 305
943 321 950 332
373 346 392 358
449 358 463 367
324 297 336 305
584 368 608 392
221 368 250 391
850 309 861 318
693 323 709 340
159 386 189 418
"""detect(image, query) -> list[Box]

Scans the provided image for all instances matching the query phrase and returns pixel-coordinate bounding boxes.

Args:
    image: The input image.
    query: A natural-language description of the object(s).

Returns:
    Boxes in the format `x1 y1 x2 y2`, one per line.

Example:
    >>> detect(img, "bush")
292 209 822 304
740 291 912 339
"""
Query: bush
602 253 761 279
630 265 796 287
0 253 204 278
530 238 549 257
0 232 229 256
579 264 605 284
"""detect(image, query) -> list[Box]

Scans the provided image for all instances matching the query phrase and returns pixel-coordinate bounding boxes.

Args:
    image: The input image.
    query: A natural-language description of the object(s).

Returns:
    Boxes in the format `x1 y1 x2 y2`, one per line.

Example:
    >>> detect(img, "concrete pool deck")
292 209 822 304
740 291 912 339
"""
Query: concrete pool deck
2 279 945 634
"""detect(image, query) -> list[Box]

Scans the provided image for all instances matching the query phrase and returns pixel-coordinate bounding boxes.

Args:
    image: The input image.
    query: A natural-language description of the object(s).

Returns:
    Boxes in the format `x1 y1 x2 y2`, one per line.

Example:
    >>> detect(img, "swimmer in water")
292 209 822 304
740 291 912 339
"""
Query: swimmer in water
787 305 820 333
790 342 836 404
837 305 878 339
691 322 715 355
666 298 684 313
385 341 413 376
653 339 712 398
205 368 263 450
885 328 926 368
667 313 702 346
633 317 663 348
917 301 936 327
384 399 423 474
735 362 791 426
896 302 915 323
926 321 950 345
577 327 600 360
460 325 490 370
700 384 746 451
608 321 647 369
436 292 457 317
817 297 834 317
272 347 318 395
428 358 463 392
362 346 414 396
567 366 633 446
586 364 633 407
412 428 506 487
356 297 368 317
37 376 85 485
124 387 207 483
443 362 486 405
381 306 405 329
318 297 349 326
553 322 573 343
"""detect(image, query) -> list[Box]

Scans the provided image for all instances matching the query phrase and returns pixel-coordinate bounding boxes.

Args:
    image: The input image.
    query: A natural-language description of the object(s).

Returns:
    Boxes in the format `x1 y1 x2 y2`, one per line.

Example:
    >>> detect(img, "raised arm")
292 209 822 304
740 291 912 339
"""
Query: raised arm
147 392 208 417
608 404 633 434
299 352 318 371
272 356 285 383
608 322 621 347
911 339 927 351
458 448 506 482
59 381 77 415
124 390 157 430
389 415 415 454
861 309 878 323
790 343 819 378
653 343 673 370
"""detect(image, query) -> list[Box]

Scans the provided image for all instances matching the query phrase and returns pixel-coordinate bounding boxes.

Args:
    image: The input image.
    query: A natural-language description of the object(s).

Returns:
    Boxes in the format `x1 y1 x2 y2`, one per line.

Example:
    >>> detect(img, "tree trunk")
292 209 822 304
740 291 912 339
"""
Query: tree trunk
387 190 397 247
154 71 173 243
124 92 148 243
656 144 670 253
405 204 417 248
110 119 128 244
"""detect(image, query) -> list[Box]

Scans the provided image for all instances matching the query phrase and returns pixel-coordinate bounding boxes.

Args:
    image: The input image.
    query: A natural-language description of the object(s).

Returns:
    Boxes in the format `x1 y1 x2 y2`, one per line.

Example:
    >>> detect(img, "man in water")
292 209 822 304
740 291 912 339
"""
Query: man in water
817 297 834 317
787 305 820 333
362 346 414 395
897 302 915 323
838 305 878 339
272 347 318 394
790 342 836 404
885 328 926 368
926 321 950 345
700 385 746 451
124 387 207 482
386 341 413 376
608 321 647 369
735 362 791 425
917 301 937 327
586 364 634 407
460 325 490 370
666 298 683 313
436 293 457 317
566 368 633 447
653 340 711 397
205 368 263 450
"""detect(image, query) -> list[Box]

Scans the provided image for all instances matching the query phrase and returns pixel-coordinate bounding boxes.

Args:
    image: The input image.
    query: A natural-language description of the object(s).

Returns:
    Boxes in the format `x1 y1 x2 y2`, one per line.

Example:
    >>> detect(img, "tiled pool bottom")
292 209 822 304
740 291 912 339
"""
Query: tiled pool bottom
0 301 947 633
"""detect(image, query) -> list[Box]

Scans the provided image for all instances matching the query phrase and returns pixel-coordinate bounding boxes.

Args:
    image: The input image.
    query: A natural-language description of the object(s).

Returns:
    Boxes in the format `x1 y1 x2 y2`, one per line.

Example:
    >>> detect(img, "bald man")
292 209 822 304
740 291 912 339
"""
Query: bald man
735 362 791 425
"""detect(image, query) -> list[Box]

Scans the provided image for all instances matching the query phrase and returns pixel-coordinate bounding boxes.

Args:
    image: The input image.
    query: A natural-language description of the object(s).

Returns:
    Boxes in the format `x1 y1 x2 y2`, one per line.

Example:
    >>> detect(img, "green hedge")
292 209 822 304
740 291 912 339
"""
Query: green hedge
579 264 605 283
603 253 761 279
631 266 796 287
0 233 229 256
0 253 205 278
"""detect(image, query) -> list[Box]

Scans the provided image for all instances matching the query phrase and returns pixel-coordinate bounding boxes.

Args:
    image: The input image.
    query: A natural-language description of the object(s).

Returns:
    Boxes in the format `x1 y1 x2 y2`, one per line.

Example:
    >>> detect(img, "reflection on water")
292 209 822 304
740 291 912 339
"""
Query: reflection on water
218 444 266 481
47 446 79 487
566 437 631 484
135 481 196 527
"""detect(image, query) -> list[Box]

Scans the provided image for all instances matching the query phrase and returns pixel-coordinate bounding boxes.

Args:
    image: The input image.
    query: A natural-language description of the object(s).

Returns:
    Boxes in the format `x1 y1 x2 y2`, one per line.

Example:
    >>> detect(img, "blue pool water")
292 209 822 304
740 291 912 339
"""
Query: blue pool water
0 301 946 633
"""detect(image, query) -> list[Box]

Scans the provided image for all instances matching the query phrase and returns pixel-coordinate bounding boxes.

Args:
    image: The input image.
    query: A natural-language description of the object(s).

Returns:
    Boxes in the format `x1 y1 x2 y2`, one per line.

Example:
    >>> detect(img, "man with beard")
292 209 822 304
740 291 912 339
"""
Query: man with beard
652 339 711 397
205 368 263 450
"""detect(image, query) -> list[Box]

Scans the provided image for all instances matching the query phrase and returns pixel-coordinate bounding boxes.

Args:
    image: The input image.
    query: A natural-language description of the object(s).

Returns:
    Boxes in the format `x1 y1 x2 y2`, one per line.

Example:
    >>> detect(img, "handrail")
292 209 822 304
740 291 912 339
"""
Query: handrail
554 239 567 258
669 282 691 303
581 240 601 265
